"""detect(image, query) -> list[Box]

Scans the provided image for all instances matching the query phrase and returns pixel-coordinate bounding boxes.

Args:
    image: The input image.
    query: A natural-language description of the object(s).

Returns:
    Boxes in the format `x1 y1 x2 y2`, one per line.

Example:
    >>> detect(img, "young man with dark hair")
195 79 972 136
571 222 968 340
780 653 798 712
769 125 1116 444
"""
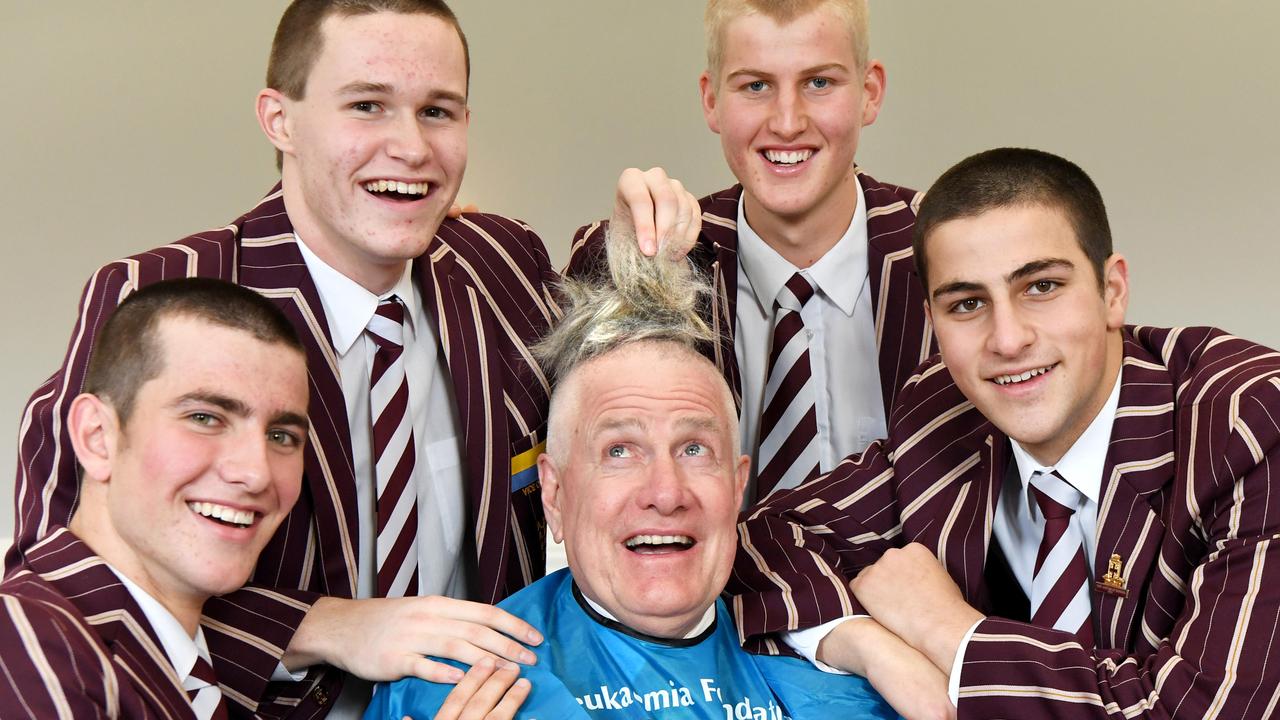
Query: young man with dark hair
10 1 695 716
1 279 310 718
730 148 1280 719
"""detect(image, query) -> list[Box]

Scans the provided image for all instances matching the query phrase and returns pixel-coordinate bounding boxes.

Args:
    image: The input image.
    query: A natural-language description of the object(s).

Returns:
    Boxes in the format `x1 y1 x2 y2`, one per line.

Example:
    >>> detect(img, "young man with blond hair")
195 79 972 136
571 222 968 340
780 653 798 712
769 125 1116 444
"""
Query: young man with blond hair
572 0 933 509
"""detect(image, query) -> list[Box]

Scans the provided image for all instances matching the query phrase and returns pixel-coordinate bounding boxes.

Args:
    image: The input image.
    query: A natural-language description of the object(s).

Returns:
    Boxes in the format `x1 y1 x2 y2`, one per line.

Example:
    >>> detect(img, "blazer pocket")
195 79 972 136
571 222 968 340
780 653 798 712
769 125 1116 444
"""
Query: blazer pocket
509 423 547 496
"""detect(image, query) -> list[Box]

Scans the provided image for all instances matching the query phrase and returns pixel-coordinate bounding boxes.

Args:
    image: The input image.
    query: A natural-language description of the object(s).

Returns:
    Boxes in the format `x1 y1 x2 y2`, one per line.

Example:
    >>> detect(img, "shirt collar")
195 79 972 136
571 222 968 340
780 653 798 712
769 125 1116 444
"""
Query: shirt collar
1009 366 1123 505
579 587 716 640
293 232 417 355
107 565 208 683
736 175 869 317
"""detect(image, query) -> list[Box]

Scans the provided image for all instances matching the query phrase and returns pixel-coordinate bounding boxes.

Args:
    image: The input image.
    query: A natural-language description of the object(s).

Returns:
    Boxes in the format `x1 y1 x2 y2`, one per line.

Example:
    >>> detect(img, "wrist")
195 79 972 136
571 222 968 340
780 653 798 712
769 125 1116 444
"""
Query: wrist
920 607 983 674
284 596 347 671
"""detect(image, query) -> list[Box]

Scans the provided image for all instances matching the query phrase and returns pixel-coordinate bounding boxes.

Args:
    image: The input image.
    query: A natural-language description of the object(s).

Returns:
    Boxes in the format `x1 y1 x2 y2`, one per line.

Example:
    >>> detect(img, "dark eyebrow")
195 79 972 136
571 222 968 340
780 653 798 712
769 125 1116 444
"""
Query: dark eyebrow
174 392 249 417
1006 258 1074 284
800 63 850 76
270 411 311 433
931 280 984 301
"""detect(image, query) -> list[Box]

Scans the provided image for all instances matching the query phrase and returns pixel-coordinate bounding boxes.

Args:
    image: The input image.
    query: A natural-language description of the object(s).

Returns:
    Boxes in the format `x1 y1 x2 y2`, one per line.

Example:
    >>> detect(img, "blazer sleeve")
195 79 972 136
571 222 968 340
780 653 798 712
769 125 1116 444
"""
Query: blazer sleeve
729 438 905 648
0 592 116 719
957 376 1280 719
10 260 138 573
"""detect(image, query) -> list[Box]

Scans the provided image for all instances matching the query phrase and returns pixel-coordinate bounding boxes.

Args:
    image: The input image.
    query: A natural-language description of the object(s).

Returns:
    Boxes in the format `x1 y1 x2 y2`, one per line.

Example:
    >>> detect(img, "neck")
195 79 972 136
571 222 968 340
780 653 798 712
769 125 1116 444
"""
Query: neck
741 172 859 268
68 508 204 635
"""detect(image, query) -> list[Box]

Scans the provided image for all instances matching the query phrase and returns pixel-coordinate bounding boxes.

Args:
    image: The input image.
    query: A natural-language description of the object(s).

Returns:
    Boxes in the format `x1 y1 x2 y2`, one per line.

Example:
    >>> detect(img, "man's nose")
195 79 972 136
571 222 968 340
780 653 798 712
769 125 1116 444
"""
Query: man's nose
986 302 1035 358
641 455 691 515
768 86 808 139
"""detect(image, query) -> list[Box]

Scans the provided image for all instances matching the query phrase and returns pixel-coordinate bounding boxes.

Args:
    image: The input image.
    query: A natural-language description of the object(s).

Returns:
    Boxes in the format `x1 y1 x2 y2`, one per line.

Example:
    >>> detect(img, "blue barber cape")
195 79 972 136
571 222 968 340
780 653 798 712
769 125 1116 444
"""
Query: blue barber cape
366 569 897 719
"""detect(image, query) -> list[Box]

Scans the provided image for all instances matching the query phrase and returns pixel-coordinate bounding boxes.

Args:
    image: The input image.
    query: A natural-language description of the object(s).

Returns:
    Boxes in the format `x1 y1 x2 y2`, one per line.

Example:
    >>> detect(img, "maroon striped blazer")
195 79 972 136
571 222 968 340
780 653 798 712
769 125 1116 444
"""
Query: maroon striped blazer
731 325 1280 718
10 186 560 718
566 170 934 503
0 527 198 719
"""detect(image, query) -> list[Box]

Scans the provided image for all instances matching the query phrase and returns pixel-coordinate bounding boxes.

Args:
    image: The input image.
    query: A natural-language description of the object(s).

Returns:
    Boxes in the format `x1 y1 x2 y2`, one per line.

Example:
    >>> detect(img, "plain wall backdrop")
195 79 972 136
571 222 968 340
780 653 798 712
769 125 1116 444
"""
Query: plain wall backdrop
2 2 1277 550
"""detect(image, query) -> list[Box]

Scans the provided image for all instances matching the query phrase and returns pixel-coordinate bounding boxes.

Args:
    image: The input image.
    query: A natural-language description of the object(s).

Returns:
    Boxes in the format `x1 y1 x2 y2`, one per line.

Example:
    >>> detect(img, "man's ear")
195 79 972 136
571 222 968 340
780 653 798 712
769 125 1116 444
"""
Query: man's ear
1101 253 1130 330
699 71 721 135
734 454 750 508
67 393 117 484
537 454 564 543
860 60 887 127
256 88 295 155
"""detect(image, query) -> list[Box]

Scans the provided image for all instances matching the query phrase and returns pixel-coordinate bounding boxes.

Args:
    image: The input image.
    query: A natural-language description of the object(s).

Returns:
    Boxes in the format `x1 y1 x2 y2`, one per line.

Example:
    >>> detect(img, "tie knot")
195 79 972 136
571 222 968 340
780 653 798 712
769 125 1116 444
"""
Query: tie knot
368 296 407 348
1029 470 1080 521
186 655 217 694
776 272 816 311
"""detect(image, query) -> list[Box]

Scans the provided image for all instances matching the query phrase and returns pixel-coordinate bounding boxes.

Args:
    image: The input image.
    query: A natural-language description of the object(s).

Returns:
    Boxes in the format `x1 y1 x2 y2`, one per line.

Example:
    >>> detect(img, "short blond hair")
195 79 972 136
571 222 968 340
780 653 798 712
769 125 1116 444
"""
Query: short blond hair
704 0 869 83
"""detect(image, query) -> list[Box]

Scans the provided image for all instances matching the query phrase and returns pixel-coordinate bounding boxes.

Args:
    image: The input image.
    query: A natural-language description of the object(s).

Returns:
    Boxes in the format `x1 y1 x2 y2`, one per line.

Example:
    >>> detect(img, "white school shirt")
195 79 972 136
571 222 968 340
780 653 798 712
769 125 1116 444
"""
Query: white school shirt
734 175 887 501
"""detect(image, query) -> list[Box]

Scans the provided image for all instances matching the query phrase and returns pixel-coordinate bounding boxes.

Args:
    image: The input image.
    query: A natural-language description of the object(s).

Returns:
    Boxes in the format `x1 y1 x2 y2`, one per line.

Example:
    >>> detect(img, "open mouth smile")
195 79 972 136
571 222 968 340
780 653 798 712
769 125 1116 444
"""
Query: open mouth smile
624 534 696 555
362 179 430 202
762 149 813 167
188 501 256 529
991 363 1057 386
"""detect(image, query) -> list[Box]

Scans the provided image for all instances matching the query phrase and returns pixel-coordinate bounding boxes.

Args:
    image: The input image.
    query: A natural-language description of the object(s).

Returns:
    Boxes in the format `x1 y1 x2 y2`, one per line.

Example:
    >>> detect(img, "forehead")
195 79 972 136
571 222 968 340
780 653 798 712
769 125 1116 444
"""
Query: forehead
568 346 733 435
925 204 1086 290
719 6 856 73
308 11 467 94
142 317 308 407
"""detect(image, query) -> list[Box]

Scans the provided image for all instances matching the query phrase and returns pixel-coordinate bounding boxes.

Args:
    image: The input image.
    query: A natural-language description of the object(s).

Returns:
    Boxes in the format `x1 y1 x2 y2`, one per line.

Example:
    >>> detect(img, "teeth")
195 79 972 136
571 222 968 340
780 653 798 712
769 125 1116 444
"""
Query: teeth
188 501 254 528
993 365 1053 386
624 534 694 548
764 149 813 165
362 180 428 196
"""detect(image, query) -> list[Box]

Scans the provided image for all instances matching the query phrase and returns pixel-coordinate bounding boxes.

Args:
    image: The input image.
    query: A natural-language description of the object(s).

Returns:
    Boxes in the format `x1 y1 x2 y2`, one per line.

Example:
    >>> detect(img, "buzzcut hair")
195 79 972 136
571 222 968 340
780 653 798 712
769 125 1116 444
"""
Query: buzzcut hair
266 0 470 170
912 147 1114 290
83 278 305 427
704 0 870 83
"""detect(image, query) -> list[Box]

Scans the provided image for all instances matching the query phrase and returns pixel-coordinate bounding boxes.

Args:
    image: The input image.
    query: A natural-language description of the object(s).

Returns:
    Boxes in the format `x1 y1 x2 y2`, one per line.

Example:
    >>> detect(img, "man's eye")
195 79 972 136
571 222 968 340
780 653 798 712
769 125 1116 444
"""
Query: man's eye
746 80 767 93
809 77 830 90
352 101 380 113
422 106 452 120
189 412 216 426
682 443 707 457
607 445 631 459
1028 280 1059 295
268 429 301 448
950 298 985 314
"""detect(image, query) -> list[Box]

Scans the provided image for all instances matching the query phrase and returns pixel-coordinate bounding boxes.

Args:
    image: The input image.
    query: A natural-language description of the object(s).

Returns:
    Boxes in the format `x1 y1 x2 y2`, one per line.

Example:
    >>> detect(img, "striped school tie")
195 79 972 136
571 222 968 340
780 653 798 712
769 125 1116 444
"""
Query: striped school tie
185 655 228 720
1029 470 1094 646
755 272 820 498
368 297 420 598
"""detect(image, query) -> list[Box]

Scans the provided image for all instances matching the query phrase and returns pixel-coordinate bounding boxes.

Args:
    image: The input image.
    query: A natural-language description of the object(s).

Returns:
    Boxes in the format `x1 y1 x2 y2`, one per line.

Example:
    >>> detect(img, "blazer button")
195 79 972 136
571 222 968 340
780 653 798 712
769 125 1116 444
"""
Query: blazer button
313 686 330 705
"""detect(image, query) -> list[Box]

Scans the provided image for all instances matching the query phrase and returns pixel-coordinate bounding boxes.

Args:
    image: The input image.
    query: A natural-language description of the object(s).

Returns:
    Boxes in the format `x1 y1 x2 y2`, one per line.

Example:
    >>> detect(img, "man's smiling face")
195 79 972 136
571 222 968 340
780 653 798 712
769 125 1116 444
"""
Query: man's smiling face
924 203 1129 465
700 4 883 238
538 342 749 639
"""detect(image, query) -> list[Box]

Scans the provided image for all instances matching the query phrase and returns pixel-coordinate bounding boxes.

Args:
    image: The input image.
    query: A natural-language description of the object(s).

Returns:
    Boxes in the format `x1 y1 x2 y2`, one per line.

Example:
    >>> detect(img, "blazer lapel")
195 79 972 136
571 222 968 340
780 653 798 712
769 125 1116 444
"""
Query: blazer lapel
237 190 359 598
860 171 933 414
32 529 195 718
699 186 744 406
417 241 514 604
1091 333 1177 650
